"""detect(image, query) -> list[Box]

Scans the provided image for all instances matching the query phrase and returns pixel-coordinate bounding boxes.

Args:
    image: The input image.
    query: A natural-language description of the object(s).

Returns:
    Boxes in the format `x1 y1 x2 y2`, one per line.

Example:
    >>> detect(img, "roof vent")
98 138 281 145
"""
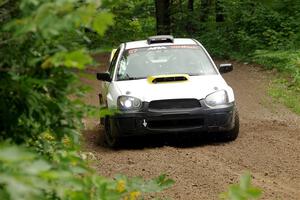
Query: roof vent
152 76 187 83
148 74 189 84
147 35 174 44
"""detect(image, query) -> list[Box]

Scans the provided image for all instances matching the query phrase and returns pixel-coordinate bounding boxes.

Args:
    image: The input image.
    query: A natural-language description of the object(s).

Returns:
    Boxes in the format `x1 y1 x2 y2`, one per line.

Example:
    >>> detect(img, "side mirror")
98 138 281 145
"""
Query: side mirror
96 72 111 82
219 64 233 74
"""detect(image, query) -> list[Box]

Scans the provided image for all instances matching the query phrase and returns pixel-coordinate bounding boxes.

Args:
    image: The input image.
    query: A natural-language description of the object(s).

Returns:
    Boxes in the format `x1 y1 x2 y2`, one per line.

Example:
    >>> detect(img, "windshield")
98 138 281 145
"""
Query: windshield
116 45 217 81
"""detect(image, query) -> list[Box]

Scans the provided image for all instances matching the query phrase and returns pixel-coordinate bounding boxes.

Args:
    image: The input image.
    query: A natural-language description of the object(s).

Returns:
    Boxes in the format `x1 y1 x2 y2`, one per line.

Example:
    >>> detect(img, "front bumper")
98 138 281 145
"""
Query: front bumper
110 101 236 137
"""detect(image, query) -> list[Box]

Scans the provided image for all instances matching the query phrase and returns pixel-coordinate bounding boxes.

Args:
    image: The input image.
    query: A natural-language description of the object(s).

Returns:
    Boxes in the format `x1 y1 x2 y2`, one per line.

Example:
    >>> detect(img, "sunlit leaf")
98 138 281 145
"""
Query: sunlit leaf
92 12 114 36
220 172 262 200
240 173 251 191
0 146 34 162
23 160 51 175
49 49 93 69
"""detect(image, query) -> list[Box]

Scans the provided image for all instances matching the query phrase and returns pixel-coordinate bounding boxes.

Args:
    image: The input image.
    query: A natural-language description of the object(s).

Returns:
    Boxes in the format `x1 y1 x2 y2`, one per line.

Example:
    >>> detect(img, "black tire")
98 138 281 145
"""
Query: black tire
222 110 240 141
104 117 121 148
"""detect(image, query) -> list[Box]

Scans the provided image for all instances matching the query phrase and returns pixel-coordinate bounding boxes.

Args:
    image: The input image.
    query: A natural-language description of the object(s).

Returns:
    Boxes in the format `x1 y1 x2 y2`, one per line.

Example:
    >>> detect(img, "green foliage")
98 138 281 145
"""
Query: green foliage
0 144 174 200
252 50 300 114
94 0 300 59
0 0 113 144
92 0 156 47
203 0 297 57
253 50 300 84
268 79 300 115
220 172 262 200
48 49 93 69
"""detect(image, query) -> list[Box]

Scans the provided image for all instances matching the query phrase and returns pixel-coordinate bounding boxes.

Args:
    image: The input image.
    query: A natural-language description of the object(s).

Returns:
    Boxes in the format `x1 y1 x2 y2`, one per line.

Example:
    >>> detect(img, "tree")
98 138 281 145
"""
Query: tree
200 0 216 23
155 0 171 34
188 0 194 11
216 0 225 22
186 0 195 35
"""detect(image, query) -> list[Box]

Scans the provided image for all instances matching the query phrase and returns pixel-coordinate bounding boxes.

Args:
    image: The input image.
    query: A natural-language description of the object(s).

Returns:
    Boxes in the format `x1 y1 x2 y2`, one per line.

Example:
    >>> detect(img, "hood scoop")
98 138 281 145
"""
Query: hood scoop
148 74 189 84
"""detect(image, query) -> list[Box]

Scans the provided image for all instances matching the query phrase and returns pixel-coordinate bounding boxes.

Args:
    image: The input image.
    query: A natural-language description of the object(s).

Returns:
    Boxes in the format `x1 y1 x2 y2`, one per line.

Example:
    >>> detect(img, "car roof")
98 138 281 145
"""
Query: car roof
124 38 198 50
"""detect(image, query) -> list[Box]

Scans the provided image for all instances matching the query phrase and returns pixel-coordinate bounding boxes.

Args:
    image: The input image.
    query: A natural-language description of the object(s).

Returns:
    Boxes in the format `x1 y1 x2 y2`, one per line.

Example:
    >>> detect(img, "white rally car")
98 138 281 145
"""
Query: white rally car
97 35 239 147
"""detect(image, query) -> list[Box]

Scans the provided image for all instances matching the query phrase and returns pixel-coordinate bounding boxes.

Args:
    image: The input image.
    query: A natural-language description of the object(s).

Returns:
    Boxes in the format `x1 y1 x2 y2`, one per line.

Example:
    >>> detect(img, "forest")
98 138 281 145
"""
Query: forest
0 0 299 199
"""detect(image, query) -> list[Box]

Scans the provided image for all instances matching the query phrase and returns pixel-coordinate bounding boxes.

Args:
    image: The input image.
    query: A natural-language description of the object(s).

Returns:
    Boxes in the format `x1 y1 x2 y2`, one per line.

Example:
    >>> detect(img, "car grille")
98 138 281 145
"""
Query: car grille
148 118 204 129
148 99 201 110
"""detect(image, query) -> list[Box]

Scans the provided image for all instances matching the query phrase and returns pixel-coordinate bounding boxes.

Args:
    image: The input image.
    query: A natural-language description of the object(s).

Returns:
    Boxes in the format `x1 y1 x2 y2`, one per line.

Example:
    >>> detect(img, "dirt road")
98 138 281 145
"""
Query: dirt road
82 55 300 199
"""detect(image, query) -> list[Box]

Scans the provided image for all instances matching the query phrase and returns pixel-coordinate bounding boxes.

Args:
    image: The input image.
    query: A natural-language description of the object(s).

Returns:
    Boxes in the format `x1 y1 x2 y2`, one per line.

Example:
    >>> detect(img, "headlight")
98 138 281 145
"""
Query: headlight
117 96 142 110
205 90 229 107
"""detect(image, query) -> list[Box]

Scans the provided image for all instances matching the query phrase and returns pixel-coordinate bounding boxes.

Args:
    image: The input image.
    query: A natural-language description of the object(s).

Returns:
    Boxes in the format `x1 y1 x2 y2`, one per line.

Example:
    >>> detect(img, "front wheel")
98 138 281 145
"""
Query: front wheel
222 110 240 141
104 117 121 148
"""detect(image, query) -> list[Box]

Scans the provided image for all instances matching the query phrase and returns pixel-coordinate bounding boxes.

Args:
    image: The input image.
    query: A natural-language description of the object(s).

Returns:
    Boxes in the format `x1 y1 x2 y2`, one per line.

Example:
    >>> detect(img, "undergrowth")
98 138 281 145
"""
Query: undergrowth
252 50 300 115
268 79 300 115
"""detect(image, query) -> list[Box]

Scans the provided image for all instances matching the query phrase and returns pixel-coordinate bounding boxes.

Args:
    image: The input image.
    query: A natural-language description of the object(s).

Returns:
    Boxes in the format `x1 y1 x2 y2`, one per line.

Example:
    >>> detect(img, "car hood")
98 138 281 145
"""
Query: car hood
114 75 233 102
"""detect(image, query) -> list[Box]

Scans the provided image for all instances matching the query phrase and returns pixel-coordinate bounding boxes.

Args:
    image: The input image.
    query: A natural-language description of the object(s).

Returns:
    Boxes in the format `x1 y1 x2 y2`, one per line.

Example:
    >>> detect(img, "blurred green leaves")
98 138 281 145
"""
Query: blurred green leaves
220 172 262 200
45 49 93 69
9 0 113 38
0 145 35 162
2 0 114 70
0 0 9 7
93 12 114 36
114 174 175 194
0 144 174 200
0 0 112 143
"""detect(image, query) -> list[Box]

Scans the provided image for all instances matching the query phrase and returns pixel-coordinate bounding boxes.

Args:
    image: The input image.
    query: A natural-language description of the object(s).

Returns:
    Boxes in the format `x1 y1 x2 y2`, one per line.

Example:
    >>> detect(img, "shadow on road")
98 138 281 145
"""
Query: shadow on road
84 125 230 151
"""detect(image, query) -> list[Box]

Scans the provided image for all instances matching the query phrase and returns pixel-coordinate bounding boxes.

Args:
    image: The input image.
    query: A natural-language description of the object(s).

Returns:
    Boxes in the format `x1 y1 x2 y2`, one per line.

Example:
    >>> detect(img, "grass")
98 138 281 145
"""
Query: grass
251 50 300 115
268 78 300 115
253 50 300 81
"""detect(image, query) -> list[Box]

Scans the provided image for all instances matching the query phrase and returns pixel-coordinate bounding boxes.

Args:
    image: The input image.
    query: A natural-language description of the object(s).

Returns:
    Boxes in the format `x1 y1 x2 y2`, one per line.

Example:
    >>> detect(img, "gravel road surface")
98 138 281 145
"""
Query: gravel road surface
82 55 300 199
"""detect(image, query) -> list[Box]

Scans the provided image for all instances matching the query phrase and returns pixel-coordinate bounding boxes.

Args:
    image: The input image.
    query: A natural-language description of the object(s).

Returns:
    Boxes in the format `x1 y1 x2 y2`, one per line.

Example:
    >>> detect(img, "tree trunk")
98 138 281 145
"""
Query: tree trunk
155 0 171 35
186 0 194 35
216 0 224 22
188 0 194 11
200 0 215 22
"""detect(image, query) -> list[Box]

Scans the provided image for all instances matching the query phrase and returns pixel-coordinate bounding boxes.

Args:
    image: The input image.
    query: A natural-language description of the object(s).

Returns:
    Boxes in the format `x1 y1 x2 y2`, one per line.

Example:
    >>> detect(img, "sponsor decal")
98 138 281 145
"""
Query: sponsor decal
127 45 199 54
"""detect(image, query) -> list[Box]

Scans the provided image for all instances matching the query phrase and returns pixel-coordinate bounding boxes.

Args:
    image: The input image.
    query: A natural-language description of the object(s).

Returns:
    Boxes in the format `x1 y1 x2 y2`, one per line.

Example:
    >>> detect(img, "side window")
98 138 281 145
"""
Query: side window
108 48 121 79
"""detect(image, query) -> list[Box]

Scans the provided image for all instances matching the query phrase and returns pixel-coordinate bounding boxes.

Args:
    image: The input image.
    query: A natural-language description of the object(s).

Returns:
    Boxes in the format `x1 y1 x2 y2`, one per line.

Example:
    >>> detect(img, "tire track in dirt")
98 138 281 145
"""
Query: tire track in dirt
82 55 300 200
